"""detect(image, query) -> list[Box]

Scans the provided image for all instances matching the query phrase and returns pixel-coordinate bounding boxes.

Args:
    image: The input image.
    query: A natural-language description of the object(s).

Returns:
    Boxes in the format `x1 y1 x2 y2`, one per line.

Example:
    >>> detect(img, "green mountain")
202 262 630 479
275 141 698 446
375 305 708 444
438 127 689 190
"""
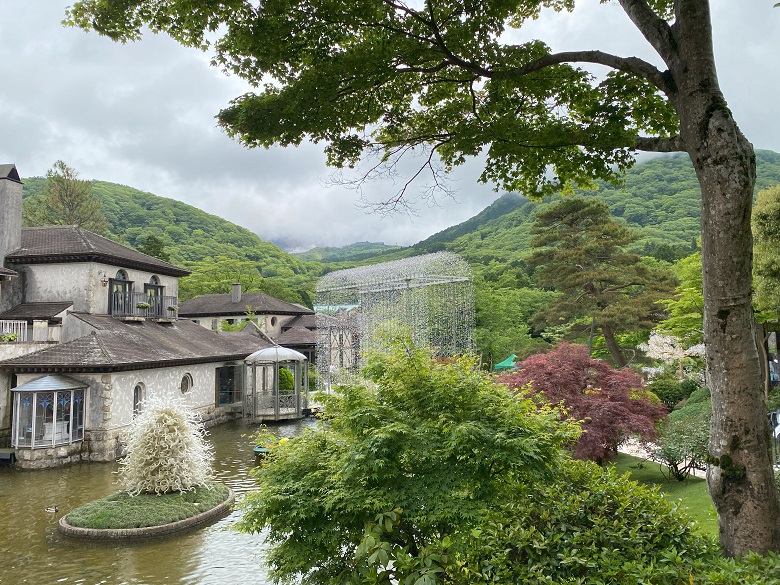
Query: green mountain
21 177 322 303
345 149 780 272
295 241 404 263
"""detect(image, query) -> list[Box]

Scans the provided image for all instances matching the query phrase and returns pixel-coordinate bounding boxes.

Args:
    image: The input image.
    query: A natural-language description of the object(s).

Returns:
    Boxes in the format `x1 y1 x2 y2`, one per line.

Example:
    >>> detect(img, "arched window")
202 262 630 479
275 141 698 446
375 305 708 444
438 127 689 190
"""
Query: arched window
133 383 145 416
109 270 133 315
145 275 164 315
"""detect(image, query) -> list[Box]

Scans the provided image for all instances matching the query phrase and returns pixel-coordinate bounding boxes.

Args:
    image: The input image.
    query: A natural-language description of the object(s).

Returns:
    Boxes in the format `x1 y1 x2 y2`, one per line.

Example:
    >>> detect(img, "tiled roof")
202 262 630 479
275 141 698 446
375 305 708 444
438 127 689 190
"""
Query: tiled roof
0 302 73 321
274 326 316 346
0 164 21 183
282 314 316 331
0 267 18 277
0 313 273 372
178 291 314 317
6 226 189 277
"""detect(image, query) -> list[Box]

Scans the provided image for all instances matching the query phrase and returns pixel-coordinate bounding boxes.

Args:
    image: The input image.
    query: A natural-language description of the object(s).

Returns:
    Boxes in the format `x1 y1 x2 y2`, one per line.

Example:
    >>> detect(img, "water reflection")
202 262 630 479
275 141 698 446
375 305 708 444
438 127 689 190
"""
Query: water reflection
0 419 313 585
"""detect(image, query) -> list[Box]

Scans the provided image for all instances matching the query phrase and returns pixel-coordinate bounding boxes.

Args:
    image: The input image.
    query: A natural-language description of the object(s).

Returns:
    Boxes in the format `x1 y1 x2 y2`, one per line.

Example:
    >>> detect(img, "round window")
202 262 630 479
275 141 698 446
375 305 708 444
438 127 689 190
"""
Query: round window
271 316 277 327
180 373 193 394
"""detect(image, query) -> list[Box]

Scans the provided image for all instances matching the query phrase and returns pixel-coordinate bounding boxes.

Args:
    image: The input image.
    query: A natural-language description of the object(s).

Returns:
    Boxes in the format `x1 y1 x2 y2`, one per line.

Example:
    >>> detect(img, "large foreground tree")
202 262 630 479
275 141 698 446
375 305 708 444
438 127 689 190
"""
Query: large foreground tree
66 0 779 555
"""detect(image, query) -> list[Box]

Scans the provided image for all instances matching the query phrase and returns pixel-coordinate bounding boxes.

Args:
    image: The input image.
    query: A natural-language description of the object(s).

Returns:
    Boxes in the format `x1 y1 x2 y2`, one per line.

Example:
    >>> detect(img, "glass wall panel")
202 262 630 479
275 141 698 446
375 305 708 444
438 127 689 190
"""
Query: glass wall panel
12 388 87 448
73 390 85 441
13 394 33 447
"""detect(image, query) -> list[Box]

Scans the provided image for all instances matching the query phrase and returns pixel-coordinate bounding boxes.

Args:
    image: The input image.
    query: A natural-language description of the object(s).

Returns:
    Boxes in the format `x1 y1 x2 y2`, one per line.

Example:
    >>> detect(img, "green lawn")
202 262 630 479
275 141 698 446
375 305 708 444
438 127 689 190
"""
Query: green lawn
65 483 230 529
610 453 718 537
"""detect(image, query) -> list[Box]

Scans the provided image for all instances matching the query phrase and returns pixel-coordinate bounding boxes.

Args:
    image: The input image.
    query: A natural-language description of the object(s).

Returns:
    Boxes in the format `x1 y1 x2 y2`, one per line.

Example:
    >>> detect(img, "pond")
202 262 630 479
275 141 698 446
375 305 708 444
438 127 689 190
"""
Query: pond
0 418 313 585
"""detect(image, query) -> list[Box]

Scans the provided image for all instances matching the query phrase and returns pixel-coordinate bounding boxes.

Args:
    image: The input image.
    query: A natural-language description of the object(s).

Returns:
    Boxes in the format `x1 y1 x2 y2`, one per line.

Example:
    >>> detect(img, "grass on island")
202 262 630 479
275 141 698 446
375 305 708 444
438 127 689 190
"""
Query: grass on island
64 483 230 530
611 453 718 537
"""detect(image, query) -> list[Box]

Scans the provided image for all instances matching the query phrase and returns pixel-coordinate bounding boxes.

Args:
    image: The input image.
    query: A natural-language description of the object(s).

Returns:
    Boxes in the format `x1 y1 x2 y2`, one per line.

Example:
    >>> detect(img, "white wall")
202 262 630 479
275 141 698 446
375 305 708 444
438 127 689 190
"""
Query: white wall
13 361 228 437
22 262 179 314
106 363 219 430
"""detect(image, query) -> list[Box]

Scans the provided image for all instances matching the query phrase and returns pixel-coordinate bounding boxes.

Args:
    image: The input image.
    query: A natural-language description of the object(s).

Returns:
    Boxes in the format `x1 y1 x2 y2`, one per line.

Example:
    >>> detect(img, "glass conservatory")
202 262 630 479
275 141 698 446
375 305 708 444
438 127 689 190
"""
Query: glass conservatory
11 375 87 449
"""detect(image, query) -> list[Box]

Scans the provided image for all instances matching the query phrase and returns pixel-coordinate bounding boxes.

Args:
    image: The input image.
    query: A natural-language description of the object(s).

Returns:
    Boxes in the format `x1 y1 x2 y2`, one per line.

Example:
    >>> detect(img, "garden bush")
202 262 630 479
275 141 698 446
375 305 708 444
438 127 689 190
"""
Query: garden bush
649 376 700 410
500 343 668 462
649 376 687 410
278 367 295 391
652 386 711 481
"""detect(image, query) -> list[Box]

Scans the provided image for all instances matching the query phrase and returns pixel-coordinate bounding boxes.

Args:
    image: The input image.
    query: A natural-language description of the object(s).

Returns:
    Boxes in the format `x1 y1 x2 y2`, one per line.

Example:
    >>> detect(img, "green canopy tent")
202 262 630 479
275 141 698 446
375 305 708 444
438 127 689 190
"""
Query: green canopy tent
493 354 517 371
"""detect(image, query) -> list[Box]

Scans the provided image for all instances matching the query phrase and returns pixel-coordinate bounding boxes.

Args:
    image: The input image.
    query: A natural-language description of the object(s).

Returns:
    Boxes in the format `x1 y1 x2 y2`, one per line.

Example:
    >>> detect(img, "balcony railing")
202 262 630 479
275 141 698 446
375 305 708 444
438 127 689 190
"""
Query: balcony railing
111 292 178 319
0 320 28 342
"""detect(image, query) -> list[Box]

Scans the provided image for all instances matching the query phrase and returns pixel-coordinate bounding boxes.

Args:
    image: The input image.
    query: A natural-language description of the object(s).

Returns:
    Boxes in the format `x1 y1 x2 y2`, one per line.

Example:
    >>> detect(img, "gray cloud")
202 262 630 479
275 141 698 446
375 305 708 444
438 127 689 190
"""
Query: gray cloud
1 1 777 250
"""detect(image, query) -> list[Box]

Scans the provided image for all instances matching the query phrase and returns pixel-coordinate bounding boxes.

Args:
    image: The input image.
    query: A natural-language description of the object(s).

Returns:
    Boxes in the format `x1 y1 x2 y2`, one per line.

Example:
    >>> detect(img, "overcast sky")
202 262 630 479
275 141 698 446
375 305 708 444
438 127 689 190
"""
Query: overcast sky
1 2 778 251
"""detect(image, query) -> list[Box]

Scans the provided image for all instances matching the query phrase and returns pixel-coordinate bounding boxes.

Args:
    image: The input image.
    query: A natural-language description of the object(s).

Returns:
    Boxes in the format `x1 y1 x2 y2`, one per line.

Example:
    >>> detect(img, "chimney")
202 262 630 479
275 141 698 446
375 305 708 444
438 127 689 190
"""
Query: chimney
231 282 242 304
0 164 23 266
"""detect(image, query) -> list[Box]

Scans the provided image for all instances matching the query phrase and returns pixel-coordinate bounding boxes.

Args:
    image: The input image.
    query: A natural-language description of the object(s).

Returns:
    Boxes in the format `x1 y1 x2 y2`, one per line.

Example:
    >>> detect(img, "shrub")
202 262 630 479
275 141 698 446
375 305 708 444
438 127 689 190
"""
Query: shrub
238 336 578 583
499 343 668 462
278 367 295 391
117 395 214 495
649 376 686 409
653 387 711 481
649 376 699 410
452 460 719 584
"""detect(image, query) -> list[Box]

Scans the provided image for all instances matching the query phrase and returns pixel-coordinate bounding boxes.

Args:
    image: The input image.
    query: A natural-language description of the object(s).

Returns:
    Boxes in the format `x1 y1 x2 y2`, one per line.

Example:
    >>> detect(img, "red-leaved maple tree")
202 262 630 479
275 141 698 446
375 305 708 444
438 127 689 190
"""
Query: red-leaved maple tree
499 343 667 462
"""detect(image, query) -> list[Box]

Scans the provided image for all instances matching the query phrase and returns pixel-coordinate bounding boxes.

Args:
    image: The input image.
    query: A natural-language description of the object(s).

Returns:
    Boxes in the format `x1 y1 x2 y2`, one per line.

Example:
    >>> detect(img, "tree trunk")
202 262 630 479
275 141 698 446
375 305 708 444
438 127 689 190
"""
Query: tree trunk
600 323 626 368
671 2 780 556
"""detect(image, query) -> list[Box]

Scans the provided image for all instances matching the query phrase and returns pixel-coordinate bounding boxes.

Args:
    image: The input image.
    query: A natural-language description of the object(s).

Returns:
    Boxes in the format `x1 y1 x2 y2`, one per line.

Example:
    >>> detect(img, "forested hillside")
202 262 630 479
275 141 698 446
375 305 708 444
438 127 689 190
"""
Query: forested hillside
21 177 322 303
295 241 404 263
409 150 780 274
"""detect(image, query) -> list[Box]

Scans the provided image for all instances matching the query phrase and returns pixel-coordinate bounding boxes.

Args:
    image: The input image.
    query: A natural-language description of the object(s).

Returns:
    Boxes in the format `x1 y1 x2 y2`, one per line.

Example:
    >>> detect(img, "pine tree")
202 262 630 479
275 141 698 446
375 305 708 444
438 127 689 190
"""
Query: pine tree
23 160 107 234
529 198 676 367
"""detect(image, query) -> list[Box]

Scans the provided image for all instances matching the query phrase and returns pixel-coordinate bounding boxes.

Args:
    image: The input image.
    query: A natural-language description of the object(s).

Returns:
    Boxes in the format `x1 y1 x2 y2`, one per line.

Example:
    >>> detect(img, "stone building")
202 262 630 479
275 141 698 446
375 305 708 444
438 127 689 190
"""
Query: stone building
178 284 316 361
0 164 299 469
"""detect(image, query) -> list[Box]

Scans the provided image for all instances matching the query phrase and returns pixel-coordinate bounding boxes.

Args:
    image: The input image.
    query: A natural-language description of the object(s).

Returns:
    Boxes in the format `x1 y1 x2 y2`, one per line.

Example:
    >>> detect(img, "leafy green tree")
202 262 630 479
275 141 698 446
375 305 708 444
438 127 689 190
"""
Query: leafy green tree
23 160 107 234
753 185 780 322
238 337 579 583
66 0 778 555
179 257 262 300
474 284 553 365
136 234 171 262
653 385 711 482
658 251 704 346
529 197 676 367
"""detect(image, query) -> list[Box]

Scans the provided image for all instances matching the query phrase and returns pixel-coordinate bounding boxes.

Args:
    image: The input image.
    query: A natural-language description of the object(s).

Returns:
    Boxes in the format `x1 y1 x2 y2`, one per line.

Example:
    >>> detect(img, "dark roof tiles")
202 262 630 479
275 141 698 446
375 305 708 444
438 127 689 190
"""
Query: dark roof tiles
6 226 189 277
274 326 316 346
0 314 274 371
282 314 316 330
0 302 73 321
178 291 314 317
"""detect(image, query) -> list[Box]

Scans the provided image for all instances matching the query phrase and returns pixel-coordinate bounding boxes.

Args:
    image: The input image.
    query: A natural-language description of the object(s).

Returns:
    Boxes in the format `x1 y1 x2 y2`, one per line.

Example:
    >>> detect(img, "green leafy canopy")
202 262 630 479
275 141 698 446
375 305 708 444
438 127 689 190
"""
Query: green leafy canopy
66 0 678 206
237 336 577 583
